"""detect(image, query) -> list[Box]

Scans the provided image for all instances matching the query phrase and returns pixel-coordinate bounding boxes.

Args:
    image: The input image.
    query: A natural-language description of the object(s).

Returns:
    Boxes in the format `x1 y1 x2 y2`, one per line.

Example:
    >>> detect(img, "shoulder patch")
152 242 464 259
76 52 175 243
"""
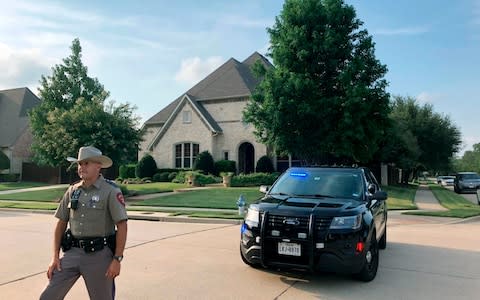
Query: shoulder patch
105 179 119 188
116 192 126 206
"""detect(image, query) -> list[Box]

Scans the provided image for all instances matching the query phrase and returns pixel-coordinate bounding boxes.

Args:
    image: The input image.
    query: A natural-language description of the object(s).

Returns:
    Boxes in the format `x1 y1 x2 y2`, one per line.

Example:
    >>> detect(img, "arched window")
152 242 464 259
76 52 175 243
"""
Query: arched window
175 143 199 168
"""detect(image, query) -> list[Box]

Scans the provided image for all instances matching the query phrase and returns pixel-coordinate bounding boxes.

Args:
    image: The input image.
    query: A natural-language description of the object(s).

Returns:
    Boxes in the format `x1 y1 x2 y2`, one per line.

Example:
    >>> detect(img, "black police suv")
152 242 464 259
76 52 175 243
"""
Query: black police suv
240 167 387 282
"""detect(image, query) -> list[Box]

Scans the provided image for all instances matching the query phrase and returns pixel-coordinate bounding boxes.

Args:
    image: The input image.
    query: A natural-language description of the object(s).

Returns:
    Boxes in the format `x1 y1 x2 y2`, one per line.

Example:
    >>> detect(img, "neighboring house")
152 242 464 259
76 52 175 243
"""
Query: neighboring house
0 87 41 178
139 52 278 174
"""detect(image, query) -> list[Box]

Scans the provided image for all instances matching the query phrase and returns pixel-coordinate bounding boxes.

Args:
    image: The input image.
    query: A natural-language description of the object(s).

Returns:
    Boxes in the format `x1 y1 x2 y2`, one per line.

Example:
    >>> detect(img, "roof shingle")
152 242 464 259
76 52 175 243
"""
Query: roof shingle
0 87 41 147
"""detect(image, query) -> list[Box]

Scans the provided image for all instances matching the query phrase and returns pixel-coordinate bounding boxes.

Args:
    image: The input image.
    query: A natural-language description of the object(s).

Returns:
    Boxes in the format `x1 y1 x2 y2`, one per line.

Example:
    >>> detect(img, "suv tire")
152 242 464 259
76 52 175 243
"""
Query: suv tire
354 236 379 282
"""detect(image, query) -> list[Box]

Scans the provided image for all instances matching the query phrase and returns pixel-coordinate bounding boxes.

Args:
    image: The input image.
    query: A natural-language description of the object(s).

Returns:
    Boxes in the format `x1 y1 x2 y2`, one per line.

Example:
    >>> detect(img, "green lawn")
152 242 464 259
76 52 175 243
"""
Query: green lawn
382 184 417 210
131 187 264 209
122 182 188 195
0 200 58 210
0 188 66 201
405 185 480 218
0 182 49 191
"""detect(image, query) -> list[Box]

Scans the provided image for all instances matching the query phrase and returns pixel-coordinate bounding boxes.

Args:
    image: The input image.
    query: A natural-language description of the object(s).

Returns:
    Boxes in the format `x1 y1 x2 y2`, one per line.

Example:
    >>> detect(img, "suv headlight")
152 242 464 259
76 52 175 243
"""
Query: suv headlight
329 214 362 230
245 207 260 227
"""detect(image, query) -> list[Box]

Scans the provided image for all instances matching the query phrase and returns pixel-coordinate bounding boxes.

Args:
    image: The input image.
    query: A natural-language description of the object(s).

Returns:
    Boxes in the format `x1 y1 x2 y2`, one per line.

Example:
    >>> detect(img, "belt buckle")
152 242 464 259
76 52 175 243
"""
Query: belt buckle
78 240 86 248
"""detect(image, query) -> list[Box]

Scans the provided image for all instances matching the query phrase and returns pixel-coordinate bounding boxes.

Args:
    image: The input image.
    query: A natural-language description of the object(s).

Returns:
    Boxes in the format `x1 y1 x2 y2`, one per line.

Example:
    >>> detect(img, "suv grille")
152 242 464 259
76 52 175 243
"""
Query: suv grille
262 214 333 267
267 215 309 233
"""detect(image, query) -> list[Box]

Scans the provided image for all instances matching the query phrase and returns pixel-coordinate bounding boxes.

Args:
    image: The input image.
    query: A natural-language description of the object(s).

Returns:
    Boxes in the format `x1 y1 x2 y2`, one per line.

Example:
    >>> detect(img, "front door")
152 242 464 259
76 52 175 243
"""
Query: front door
238 142 254 174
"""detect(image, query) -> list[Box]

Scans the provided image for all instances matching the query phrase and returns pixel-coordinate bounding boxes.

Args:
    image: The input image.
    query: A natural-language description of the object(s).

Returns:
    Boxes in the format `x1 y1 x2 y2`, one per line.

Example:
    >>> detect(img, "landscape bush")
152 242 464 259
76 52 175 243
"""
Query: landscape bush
153 172 171 182
193 151 215 174
119 164 136 179
214 160 236 175
256 155 274 173
135 154 157 178
231 172 280 187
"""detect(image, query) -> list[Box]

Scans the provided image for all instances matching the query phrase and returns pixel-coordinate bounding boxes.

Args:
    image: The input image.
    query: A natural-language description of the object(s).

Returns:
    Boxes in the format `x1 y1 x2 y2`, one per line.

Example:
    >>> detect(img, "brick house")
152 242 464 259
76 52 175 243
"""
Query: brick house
0 87 41 178
139 52 281 174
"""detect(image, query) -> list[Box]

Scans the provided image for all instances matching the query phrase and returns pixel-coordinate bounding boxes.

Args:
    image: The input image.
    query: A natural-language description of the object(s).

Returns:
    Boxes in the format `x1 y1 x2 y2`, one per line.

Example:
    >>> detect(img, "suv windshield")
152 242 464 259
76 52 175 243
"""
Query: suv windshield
269 169 364 200
459 173 480 180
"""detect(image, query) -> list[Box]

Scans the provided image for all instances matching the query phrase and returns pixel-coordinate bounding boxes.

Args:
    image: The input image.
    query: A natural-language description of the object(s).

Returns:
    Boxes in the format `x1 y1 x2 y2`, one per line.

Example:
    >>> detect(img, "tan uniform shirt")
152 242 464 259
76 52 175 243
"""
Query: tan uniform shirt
55 175 128 238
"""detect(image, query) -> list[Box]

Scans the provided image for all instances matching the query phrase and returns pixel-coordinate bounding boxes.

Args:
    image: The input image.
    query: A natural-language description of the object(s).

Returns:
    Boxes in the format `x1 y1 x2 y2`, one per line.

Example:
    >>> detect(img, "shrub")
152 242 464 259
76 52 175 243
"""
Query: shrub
231 172 280 187
193 151 215 174
119 164 136 179
0 173 19 182
172 171 186 183
153 172 171 182
256 155 274 173
135 154 157 178
119 184 129 196
214 160 236 175
168 172 177 181
195 173 221 185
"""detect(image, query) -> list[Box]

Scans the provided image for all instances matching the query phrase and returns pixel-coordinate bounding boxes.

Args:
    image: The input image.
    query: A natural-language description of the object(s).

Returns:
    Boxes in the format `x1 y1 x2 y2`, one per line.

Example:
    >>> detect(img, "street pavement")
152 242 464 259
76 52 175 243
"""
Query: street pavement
0 184 479 299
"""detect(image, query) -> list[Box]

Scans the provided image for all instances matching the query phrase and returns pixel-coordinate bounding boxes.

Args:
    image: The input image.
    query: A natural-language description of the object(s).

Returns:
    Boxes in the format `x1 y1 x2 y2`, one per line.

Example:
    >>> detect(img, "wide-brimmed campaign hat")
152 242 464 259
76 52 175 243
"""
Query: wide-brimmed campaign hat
67 146 113 168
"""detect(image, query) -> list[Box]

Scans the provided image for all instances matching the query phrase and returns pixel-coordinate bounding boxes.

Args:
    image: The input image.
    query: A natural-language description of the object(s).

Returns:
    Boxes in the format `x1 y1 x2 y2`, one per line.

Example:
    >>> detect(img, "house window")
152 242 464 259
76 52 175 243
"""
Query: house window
175 142 199 168
223 151 229 160
183 111 192 123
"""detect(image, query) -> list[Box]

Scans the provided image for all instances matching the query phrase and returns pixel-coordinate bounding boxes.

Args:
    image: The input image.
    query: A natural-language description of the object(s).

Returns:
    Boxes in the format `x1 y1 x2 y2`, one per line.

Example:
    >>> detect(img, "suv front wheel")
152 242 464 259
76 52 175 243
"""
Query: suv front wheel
354 236 379 282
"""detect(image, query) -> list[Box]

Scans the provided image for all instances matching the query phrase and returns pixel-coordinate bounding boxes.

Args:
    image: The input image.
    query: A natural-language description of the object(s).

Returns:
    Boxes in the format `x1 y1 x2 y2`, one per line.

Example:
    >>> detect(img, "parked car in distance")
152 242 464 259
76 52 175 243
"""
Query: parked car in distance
240 166 388 282
439 176 455 186
454 172 480 193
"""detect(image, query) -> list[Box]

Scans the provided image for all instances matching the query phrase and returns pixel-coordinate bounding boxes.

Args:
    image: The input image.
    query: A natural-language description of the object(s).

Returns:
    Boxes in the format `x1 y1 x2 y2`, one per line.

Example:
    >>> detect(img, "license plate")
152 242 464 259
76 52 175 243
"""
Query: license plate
278 242 301 256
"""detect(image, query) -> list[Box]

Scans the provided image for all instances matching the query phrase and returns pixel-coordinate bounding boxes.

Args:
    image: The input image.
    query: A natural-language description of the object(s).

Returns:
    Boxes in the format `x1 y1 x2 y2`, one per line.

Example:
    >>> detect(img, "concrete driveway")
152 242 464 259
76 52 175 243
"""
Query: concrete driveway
0 210 479 300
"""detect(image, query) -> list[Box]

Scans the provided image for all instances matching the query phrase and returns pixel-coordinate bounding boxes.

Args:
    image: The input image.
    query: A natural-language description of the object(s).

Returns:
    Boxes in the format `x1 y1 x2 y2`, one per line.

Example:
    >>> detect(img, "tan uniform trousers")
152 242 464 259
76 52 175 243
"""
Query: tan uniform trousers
40 247 115 300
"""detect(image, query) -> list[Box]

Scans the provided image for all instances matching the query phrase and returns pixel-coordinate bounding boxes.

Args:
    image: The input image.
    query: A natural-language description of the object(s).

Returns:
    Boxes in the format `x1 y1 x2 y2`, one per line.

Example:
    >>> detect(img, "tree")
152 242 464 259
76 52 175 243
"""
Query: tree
29 38 142 167
244 0 390 164
383 96 461 182
453 143 480 173
193 151 215 174
135 154 157 178
256 155 274 173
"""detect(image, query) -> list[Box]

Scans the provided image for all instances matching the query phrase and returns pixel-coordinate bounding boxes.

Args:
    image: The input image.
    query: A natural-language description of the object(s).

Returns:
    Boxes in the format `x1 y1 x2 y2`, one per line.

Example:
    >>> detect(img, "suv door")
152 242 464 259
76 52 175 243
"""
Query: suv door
364 169 386 241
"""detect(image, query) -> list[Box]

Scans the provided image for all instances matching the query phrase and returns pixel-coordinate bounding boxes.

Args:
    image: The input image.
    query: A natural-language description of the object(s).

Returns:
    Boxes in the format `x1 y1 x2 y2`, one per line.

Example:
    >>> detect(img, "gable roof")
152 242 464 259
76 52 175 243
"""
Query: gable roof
145 51 272 126
0 87 41 147
147 94 222 150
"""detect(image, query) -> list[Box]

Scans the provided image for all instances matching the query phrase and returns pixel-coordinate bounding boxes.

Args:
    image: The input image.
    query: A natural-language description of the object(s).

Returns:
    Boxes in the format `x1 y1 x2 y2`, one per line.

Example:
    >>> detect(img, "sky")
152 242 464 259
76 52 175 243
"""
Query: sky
0 0 479 156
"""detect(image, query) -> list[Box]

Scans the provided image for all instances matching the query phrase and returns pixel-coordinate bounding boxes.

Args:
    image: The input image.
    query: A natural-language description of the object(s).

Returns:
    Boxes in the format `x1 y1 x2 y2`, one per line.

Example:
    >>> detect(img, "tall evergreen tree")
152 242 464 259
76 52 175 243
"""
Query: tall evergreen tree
29 38 142 167
244 0 390 164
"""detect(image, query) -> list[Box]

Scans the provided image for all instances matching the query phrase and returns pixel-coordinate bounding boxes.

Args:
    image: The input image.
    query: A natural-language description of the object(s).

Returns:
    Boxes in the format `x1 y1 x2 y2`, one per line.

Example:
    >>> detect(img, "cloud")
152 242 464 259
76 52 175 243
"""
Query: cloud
373 26 429 36
460 135 480 155
0 43 50 92
472 0 480 25
174 56 224 85
218 14 272 29
416 91 444 104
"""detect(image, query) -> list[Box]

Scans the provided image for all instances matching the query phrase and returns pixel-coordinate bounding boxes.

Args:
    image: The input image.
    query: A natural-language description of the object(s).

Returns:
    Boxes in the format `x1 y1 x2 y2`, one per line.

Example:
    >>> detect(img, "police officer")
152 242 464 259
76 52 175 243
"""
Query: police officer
40 146 128 300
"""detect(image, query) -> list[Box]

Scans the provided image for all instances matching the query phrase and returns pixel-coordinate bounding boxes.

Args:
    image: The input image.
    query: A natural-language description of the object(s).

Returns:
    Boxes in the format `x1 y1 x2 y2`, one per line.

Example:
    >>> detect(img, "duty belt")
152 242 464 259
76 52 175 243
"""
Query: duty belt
71 234 115 253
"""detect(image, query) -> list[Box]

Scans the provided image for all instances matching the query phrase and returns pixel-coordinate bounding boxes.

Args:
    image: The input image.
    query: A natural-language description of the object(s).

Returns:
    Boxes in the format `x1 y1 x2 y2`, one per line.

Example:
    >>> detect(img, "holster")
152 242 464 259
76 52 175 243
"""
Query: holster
61 229 73 252
62 230 116 254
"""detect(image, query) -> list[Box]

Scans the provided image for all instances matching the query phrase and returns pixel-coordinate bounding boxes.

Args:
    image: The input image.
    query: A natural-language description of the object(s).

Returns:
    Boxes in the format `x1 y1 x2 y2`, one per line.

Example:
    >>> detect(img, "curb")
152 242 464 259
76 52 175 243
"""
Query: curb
0 208 243 225
446 215 480 225
128 213 242 225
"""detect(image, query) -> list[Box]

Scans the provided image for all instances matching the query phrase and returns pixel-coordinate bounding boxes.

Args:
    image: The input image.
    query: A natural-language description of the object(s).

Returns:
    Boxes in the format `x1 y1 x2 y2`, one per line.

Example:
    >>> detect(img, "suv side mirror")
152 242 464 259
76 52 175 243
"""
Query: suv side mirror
259 185 269 193
373 191 388 201
367 183 377 194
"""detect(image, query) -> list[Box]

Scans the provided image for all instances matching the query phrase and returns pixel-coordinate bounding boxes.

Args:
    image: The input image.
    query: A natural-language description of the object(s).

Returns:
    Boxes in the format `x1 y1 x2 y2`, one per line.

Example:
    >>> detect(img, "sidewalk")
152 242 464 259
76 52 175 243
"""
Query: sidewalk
414 184 447 211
